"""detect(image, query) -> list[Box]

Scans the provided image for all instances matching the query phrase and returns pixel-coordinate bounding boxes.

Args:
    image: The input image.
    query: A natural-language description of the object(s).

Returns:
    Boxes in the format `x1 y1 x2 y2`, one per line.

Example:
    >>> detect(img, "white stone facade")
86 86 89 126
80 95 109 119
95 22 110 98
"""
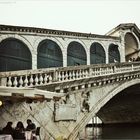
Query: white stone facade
0 23 140 140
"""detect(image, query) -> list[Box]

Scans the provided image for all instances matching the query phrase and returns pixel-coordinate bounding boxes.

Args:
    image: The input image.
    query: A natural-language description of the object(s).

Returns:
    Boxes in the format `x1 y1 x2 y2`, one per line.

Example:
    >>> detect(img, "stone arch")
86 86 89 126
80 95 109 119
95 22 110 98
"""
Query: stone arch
65 39 88 52
0 37 32 72
34 37 64 52
108 43 120 63
70 79 140 140
0 34 34 54
37 39 63 68
67 41 87 66
124 32 140 61
90 42 106 64
97 80 140 118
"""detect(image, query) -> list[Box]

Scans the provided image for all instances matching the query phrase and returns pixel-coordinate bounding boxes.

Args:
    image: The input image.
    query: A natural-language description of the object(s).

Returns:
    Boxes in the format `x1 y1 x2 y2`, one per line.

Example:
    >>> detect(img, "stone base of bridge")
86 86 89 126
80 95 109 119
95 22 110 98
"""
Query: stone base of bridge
1 72 140 139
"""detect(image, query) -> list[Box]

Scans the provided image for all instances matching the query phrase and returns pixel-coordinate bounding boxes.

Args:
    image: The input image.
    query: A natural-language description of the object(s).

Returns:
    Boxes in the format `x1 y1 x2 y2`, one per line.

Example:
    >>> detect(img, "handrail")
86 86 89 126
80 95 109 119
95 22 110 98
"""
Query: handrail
0 62 140 87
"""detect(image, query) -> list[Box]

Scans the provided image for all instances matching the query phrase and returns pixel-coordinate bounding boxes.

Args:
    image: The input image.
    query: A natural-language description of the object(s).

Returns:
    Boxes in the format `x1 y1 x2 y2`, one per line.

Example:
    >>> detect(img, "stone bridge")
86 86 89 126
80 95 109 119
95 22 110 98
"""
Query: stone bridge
1 62 140 140
0 23 140 139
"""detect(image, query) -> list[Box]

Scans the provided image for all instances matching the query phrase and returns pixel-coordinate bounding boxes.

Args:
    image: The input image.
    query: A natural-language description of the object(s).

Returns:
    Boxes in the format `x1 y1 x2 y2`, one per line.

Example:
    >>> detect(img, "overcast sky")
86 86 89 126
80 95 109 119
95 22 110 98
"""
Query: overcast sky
0 0 139 35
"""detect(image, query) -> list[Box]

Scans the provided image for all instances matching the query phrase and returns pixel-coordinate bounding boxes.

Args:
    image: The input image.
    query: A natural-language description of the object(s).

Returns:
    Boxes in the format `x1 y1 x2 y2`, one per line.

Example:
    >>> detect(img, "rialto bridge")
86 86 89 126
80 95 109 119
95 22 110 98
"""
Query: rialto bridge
0 23 140 140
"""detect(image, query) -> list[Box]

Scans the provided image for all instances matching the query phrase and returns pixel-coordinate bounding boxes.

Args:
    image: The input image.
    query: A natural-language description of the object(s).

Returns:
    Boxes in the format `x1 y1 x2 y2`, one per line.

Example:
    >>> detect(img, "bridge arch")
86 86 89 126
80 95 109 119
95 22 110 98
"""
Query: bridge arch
96 79 140 113
124 32 140 61
90 42 106 64
0 34 34 54
34 36 64 51
108 43 120 63
37 39 63 68
69 79 140 139
0 38 32 72
67 41 87 66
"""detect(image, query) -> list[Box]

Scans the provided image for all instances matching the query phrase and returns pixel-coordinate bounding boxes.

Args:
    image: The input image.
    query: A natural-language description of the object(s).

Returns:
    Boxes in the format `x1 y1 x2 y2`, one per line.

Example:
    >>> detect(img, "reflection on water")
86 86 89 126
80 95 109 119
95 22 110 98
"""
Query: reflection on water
79 124 140 140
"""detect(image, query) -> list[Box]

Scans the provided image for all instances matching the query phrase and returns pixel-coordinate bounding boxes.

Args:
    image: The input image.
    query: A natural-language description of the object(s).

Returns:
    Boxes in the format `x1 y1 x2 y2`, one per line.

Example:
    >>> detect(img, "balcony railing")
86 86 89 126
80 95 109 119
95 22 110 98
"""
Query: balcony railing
0 62 140 88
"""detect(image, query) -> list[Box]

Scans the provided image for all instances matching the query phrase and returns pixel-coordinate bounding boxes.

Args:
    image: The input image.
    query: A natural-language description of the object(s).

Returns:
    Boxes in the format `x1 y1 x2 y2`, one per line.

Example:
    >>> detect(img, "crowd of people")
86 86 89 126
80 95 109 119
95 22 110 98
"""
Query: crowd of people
1 119 36 140
128 56 140 62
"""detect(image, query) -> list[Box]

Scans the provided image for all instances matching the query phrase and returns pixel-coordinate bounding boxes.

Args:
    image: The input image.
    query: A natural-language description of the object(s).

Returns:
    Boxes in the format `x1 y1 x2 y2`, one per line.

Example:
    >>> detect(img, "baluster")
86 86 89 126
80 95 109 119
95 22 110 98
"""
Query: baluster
19 76 23 87
85 70 88 77
82 70 85 77
81 69 85 78
24 75 28 87
61 71 65 81
7 77 12 87
48 74 52 83
58 71 61 81
65 71 68 80
113 66 116 73
39 74 43 85
92 69 95 76
55 71 58 81
29 75 34 86
97 68 100 75
109 67 111 73
72 70 75 79
69 71 72 80
111 67 113 73
44 74 48 84
34 74 39 85
89 68 92 77
99 68 101 75
105 67 108 74
76 70 79 79
88 83 91 88
94 69 97 76
13 77 18 87
79 69 82 78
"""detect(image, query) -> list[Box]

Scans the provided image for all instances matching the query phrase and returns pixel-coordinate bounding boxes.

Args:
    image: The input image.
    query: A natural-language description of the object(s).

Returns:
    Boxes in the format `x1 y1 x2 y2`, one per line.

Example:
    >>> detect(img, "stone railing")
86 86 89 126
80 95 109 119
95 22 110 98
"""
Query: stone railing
0 62 140 88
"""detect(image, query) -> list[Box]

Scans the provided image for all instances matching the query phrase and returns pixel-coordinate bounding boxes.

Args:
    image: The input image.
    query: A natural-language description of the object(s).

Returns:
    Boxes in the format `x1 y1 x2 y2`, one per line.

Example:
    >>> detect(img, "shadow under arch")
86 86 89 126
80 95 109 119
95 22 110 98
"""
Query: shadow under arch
67 41 87 66
125 32 139 62
0 38 32 72
68 79 140 139
108 44 120 63
37 39 63 68
90 42 106 64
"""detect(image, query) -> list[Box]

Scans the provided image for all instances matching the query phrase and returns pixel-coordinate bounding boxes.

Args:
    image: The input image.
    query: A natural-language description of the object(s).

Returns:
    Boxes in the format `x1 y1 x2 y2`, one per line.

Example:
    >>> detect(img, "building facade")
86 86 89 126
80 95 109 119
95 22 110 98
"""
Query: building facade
2 24 139 72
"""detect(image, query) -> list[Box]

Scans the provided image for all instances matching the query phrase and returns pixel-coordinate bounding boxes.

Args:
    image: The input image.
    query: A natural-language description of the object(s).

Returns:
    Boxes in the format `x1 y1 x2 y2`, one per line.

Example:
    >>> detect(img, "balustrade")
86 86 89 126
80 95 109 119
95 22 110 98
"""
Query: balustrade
0 62 140 88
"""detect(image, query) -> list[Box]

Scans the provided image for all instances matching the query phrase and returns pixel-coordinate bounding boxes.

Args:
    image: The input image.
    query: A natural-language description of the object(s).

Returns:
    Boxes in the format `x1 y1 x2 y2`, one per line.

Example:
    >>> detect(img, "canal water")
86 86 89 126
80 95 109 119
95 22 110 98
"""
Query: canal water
79 124 140 140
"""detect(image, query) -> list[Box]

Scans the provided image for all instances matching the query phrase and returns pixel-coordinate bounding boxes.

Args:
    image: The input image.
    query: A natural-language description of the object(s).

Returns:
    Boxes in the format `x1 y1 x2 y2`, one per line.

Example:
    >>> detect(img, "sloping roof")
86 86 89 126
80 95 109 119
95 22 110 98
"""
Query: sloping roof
0 24 119 40
106 23 140 37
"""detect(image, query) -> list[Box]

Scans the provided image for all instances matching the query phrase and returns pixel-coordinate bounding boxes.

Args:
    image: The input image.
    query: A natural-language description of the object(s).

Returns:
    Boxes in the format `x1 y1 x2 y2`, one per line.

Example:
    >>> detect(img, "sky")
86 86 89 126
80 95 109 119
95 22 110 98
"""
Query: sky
0 0 139 35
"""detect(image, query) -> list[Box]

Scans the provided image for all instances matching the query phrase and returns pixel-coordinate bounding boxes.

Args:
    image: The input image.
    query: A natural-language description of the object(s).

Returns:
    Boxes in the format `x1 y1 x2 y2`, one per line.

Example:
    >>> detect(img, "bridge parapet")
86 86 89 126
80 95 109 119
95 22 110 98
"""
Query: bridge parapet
0 62 140 88
1 62 140 140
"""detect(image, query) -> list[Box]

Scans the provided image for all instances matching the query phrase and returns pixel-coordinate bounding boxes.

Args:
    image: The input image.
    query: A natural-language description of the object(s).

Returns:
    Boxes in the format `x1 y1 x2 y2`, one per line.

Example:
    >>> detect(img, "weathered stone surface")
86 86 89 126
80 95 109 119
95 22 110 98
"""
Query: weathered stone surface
1 23 140 140
54 103 77 121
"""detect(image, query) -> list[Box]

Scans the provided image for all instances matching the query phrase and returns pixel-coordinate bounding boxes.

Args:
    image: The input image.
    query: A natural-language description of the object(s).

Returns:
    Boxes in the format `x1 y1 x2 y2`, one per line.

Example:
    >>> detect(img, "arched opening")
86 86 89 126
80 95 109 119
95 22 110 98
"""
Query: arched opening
67 41 87 66
125 33 139 61
97 83 140 124
90 42 105 64
37 39 63 68
0 38 32 72
108 44 120 63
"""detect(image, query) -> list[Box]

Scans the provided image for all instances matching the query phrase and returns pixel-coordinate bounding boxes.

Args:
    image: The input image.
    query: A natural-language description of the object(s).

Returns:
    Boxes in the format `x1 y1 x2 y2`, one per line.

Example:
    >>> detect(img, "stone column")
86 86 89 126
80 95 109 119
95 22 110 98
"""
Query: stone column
32 51 37 69
87 48 90 65
63 49 67 67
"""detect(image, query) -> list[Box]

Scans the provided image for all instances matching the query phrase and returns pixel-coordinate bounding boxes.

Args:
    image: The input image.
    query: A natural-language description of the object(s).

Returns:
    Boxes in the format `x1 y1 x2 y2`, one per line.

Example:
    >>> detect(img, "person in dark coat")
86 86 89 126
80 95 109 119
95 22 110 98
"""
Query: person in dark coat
26 119 37 140
26 119 36 132
2 121 14 137
13 121 25 140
